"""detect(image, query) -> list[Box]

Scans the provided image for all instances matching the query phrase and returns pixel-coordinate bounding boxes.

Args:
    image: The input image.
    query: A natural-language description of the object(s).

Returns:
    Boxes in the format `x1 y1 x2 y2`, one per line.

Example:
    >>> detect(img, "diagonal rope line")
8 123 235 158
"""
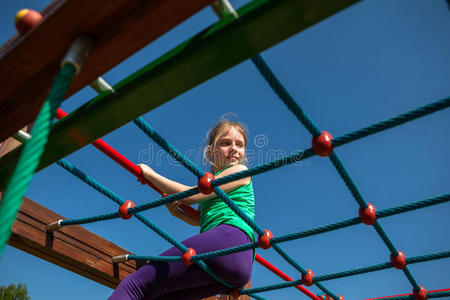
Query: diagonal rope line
328 151 421 288
134 117 204 178
251 54 321 137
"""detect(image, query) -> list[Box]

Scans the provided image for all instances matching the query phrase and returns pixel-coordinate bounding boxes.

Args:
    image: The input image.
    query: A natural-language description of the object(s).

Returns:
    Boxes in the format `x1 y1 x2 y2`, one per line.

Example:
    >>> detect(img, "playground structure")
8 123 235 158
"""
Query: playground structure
0 0 449 299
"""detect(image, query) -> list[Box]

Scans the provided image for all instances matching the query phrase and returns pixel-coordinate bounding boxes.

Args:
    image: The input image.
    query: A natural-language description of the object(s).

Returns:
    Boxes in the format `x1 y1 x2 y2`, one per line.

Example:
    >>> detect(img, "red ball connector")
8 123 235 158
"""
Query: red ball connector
258 230 273 249
359 203 377 225
301 269 314 286
182 248 196 266
413 286 427 300
312 131 334 157
198 172 215 194
319 295 344 300
119 200 135 219
390 250 406 269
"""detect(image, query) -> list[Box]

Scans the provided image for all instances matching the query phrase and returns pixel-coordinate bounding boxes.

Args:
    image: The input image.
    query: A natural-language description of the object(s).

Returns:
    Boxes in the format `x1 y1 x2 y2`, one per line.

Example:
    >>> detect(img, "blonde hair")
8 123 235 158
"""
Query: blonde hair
203 117 248 168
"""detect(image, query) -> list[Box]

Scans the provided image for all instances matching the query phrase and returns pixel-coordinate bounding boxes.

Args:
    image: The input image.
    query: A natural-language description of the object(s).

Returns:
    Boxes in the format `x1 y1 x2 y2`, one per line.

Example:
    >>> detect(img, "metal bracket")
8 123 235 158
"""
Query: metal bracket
61 36 93 75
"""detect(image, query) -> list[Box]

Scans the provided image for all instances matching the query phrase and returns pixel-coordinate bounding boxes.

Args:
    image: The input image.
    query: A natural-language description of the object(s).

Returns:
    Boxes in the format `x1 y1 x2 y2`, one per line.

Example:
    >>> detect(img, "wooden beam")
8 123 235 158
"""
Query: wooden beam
0 0 359 190
8 197 137 288
0 0 214 143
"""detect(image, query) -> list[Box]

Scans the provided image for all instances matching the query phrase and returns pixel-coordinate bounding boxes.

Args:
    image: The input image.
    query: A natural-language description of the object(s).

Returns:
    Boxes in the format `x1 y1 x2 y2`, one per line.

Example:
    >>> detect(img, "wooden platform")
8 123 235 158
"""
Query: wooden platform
8 197 137 288
0 0 214 143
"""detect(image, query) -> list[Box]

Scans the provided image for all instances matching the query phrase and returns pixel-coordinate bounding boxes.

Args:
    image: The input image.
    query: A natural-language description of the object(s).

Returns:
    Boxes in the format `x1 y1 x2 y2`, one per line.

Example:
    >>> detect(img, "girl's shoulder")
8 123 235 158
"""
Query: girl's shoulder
215 164 248 177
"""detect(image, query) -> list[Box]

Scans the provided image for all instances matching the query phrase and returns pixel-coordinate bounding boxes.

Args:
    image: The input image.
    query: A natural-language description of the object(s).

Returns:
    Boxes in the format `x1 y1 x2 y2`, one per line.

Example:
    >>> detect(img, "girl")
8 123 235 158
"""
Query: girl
109 119 255 300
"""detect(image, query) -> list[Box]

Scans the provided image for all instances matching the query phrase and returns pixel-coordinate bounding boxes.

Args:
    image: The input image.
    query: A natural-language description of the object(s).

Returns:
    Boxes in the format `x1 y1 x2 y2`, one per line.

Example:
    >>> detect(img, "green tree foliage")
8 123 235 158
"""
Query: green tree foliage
0 283 30 300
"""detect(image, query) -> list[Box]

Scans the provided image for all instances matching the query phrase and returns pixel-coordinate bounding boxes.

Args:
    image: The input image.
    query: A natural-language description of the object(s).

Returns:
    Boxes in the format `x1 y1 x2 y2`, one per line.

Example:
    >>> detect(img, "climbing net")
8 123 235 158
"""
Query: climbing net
0 3 449 300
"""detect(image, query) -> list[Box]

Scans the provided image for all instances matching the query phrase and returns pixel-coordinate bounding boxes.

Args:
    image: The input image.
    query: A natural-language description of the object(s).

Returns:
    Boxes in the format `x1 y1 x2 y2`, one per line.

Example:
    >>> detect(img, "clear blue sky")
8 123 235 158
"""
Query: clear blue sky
1 0 449 299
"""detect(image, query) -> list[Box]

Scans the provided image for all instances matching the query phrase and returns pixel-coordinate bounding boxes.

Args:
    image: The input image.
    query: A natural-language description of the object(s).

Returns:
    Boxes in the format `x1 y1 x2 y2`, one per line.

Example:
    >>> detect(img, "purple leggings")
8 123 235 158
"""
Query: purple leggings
109 224 253 300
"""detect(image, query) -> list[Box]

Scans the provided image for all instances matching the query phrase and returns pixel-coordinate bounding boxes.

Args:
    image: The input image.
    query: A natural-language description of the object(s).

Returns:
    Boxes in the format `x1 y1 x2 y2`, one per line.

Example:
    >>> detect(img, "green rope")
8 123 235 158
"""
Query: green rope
0 64 76 256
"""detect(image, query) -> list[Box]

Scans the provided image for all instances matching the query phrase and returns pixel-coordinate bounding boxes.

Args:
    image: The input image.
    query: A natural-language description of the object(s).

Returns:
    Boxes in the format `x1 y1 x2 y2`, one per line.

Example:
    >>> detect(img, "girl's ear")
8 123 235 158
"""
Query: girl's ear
206 145 213 160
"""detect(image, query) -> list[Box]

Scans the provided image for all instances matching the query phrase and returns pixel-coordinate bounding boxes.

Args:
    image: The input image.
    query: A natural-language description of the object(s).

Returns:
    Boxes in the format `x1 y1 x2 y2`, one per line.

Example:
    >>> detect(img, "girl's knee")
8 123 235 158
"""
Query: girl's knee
110 263 160 300
109 276 143 300
229 274 251 288
228 267 252 287
218 253 253 287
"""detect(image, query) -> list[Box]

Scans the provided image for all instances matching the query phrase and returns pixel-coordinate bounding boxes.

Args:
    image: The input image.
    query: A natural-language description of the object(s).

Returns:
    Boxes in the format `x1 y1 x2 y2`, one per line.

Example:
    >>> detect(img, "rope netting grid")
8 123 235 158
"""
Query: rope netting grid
1 9 449 300
5 62 448 299
249 52 450 297
1 52 448 299
51 92 449 299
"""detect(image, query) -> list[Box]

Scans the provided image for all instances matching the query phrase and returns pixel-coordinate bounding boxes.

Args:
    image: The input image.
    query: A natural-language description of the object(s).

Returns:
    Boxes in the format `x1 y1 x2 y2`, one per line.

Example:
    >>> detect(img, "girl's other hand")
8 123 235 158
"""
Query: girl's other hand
166 201 184 218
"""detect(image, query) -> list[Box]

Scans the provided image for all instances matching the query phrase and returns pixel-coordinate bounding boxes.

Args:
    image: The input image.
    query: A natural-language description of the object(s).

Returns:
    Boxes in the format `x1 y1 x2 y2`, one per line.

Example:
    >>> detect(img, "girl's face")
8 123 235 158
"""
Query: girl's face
212 127 246 171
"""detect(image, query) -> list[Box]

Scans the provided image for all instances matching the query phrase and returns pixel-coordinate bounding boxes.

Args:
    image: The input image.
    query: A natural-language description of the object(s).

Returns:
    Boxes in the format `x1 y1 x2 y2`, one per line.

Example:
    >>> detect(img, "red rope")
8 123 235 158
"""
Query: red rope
365 288 450 300
55 108 198 217
255 254 321 300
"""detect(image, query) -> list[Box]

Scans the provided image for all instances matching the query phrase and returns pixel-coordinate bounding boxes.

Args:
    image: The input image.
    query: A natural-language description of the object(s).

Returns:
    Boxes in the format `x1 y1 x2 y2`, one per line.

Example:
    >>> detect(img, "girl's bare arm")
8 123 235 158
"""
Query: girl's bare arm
139 164 251 205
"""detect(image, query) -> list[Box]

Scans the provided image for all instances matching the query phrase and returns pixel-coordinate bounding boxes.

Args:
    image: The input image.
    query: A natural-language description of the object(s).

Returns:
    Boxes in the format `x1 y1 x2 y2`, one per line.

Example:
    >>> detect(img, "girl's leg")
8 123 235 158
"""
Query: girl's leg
109 224 253 300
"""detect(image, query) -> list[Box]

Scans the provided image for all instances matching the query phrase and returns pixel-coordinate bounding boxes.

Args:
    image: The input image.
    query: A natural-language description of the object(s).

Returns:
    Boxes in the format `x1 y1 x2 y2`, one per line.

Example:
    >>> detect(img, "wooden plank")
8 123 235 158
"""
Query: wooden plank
0 0 360 190
0 0 215 143
7 197 137 288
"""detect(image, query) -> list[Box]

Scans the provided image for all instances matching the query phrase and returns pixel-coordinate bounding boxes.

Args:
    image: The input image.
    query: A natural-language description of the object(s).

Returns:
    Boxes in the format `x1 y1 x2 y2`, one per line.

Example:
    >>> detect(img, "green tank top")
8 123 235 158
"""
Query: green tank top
199 167 255 243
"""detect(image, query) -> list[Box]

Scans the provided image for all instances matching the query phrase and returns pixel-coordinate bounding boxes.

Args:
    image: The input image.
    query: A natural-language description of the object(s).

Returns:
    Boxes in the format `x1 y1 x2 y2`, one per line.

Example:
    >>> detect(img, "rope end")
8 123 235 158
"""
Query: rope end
61 36 93 75
112 254 129 263
47 220 63 231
